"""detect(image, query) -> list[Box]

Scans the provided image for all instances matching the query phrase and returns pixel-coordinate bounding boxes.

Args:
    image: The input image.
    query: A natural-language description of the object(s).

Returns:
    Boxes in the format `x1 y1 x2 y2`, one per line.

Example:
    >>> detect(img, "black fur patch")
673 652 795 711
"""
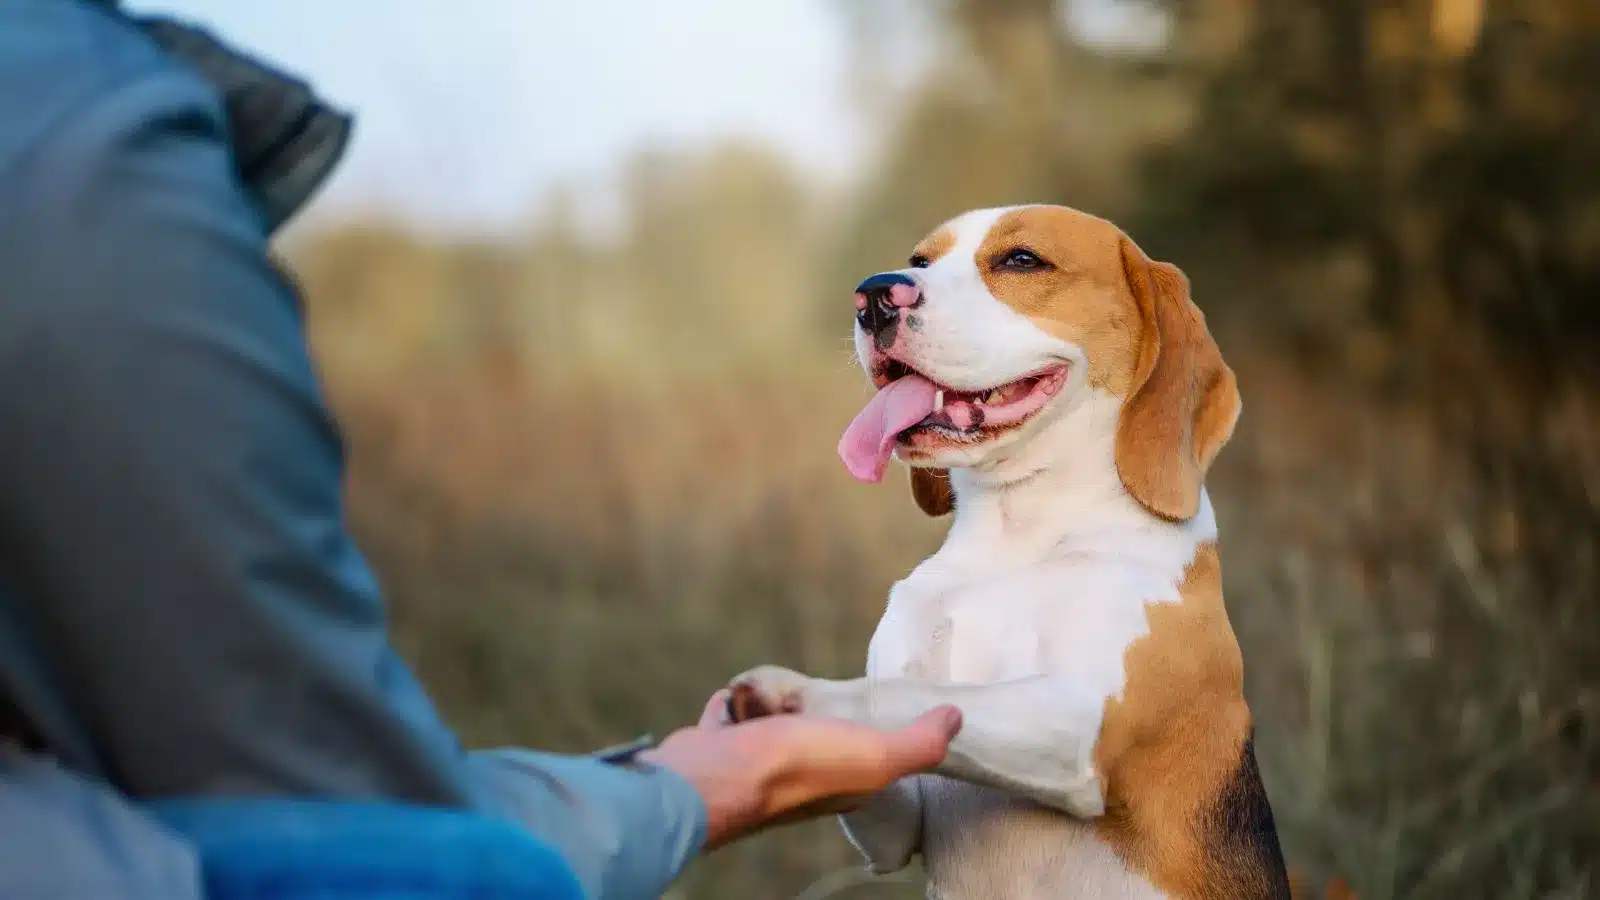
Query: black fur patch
873 316 899 351
1204 733 1292 899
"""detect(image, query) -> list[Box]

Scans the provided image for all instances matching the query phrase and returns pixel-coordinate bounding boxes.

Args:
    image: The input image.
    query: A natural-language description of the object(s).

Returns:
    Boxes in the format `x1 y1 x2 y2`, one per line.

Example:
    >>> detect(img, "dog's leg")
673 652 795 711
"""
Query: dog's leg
729 665 1107 818
839 778 924 874
727 680 926 872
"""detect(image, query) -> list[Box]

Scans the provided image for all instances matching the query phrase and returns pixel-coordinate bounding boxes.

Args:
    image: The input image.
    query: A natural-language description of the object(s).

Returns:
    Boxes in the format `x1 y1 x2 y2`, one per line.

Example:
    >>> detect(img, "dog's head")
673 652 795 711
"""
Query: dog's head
838 205 1240 521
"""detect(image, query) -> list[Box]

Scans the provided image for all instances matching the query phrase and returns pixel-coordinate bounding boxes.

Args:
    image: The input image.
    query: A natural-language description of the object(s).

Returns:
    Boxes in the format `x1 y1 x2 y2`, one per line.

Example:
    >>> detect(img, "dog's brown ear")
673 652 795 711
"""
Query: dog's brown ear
909 467 954 517
1114 237 1241 522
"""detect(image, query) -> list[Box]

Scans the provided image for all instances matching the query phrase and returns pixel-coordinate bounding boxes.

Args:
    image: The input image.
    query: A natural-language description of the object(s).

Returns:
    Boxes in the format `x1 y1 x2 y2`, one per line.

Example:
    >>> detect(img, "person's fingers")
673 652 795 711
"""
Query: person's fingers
699 689 732 728
876 705 962 775
760 705 962 799
750 713 950 821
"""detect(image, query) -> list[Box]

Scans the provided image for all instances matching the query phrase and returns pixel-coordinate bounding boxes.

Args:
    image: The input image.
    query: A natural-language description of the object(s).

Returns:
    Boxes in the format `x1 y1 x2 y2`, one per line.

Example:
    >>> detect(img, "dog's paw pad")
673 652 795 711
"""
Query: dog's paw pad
725 671 806 723
726 682 774 723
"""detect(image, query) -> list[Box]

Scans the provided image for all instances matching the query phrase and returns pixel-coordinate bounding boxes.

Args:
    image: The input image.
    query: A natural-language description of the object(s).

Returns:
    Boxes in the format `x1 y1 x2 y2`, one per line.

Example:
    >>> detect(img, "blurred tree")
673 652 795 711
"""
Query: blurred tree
1142 3 1600 894
286 4 1599 893
824 2 1600 895
619 144 821 365
1149 0 1600 382
827 0 1189 320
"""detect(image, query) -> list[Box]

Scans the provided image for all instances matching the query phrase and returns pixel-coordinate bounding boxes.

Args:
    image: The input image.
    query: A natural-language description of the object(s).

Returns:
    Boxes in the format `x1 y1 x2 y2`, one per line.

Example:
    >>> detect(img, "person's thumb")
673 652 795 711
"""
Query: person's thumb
881 705 962 774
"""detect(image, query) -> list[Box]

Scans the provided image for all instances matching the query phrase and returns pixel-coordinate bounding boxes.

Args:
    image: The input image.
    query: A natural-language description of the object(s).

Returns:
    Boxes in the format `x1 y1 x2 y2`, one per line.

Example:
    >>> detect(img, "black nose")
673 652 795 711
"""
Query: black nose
855 272 917 294
854 271 920 337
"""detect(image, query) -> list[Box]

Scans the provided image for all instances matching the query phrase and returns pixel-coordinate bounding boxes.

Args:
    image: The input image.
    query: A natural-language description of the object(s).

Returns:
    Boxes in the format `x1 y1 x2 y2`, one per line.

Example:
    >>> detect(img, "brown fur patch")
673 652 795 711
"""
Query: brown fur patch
928 204 1242 522
1114 238 1242 522
1092 545 1290 899
912 226 958 266
903 227 960 517
909 467 954 517
973 206 1144 395
904 206 1156 515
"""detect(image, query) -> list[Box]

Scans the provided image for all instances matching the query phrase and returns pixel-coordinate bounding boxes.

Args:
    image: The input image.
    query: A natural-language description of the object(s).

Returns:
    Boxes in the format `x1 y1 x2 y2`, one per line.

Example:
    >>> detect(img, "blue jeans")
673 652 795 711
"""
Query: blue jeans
149 799 585 900
1 746 583 900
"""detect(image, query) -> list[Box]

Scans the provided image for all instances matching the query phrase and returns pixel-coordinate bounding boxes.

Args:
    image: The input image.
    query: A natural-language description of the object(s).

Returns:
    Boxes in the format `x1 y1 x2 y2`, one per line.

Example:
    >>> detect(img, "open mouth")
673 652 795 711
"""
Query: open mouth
879 360 1069 439
839 359 1070 483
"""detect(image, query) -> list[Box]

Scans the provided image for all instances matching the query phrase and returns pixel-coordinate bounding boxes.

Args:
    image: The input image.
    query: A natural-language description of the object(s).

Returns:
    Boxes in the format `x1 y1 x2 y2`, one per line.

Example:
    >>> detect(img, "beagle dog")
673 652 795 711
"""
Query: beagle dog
727 205 1291 899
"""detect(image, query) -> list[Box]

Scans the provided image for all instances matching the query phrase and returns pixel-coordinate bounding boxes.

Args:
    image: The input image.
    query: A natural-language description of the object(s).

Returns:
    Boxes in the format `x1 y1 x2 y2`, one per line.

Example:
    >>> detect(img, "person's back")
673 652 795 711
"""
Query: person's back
0 3 961 898
0 4 511 894
0 0 465 799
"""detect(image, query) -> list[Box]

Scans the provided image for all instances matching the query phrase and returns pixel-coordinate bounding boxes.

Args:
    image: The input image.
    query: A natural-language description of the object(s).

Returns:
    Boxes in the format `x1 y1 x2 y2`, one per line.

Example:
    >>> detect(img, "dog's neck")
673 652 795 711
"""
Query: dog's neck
931 389 1212 572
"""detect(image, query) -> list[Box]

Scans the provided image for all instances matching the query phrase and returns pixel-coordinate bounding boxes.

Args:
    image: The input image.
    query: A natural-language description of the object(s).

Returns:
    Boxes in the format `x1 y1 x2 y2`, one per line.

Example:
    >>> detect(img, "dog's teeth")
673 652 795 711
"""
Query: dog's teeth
934 390 945 412
982 390 1003 404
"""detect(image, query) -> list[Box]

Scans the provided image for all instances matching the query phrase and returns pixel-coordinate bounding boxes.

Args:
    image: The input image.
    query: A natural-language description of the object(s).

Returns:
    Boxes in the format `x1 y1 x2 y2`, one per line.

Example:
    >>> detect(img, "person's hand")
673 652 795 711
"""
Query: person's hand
639 690 961 852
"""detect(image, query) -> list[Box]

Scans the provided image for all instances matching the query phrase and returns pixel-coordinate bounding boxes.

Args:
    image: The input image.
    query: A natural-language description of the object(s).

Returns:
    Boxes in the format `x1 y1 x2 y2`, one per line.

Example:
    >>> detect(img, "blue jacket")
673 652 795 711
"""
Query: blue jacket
0 2 706 897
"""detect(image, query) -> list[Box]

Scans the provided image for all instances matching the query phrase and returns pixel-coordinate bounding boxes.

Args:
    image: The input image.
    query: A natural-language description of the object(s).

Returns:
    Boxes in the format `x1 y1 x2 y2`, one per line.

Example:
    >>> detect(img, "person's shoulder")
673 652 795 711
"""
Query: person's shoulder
0 3 249 331
0 2 241 266
0 0 223 189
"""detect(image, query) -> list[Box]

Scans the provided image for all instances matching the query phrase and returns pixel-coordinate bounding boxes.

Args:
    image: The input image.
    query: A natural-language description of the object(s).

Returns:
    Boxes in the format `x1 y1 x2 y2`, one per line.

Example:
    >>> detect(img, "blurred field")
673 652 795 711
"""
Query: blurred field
283 3 1596 898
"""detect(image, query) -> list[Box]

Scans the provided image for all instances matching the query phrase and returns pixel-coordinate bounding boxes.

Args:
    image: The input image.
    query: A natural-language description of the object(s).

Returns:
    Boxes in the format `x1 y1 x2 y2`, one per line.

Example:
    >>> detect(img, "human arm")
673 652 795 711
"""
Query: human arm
0 21 702 898
0 13 959 898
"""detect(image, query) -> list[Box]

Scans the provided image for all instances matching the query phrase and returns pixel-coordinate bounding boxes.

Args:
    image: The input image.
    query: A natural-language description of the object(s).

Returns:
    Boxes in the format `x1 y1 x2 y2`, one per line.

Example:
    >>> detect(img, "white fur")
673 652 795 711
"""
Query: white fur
758 391 1213 899
855 206 1085 469
734 206 1215 899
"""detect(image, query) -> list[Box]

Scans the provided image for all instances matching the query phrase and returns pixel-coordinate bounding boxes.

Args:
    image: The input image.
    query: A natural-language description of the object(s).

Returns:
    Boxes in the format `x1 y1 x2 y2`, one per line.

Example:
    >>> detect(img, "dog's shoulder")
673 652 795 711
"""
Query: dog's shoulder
1091 540 1291 898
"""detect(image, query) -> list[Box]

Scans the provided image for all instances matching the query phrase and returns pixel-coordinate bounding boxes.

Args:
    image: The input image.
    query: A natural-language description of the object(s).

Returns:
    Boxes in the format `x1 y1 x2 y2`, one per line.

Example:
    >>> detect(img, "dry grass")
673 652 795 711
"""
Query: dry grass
296 293 1596 899
281 126 1596 895
331 354 938 899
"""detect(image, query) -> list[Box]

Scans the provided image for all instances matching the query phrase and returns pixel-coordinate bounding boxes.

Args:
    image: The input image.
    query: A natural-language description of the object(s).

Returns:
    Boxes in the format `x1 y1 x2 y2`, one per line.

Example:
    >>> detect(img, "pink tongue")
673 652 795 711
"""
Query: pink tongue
838 375 940 483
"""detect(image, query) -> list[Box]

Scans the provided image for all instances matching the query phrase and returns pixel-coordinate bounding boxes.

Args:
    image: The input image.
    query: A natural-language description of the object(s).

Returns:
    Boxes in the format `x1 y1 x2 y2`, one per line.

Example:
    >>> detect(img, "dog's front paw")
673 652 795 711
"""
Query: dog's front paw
726 665 812 724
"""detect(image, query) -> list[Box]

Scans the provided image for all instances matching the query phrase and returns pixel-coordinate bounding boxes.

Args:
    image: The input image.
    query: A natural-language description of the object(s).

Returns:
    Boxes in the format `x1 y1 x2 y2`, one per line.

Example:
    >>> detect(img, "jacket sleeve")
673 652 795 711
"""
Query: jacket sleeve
0 34 704 900
469 750 707 899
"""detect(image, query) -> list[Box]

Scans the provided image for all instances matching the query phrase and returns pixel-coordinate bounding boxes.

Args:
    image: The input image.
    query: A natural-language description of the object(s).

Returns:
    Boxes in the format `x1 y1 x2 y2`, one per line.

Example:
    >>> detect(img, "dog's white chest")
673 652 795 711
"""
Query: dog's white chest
920 782 1168 900
865 555 1176 900
868 555 1165 691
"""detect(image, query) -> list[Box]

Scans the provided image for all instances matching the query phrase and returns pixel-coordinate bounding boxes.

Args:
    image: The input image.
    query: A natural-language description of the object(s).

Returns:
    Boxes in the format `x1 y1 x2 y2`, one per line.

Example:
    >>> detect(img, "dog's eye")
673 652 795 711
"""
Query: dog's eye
909 254 931 269
998 249 1048 271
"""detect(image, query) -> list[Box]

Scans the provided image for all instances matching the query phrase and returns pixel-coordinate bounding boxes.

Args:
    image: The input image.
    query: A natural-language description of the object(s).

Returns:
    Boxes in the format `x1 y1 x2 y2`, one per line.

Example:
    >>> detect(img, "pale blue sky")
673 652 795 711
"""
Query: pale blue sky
126 0 860 234
124 1 1153 235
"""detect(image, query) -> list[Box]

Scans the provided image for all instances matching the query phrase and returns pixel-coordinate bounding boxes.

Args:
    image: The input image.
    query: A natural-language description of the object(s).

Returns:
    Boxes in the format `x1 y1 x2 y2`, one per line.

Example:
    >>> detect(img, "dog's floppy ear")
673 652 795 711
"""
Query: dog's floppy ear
909 467 954 517
1115 237 1241 522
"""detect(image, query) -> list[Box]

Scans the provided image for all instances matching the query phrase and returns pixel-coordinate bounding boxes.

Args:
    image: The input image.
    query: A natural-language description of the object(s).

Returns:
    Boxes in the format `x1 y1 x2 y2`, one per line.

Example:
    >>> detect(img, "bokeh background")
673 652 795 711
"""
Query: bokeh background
133 1 1599 897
